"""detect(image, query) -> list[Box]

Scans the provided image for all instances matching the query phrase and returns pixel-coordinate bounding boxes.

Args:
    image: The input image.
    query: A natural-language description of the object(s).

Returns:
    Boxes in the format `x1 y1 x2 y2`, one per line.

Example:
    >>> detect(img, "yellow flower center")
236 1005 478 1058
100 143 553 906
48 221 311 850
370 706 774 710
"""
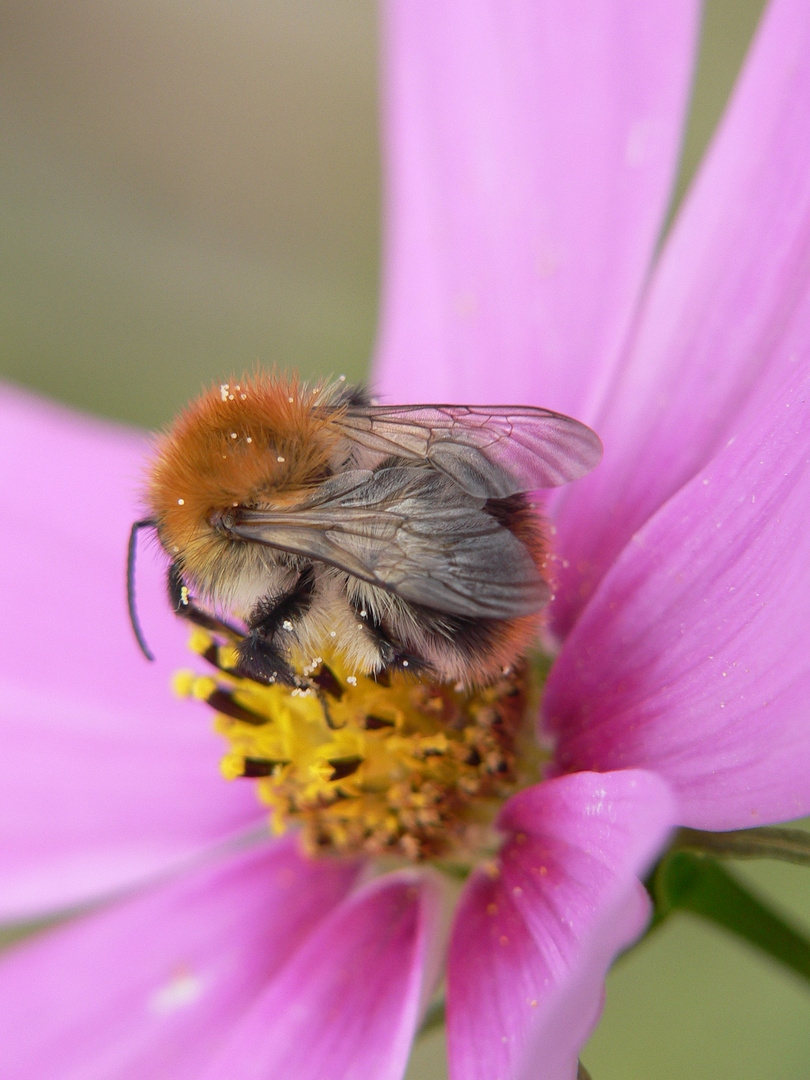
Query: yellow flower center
174 628 546 862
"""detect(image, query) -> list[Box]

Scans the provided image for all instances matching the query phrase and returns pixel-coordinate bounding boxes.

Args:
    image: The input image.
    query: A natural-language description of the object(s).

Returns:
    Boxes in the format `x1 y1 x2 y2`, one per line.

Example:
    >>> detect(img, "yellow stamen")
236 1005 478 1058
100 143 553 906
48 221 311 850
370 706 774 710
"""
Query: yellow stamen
176 632 545 862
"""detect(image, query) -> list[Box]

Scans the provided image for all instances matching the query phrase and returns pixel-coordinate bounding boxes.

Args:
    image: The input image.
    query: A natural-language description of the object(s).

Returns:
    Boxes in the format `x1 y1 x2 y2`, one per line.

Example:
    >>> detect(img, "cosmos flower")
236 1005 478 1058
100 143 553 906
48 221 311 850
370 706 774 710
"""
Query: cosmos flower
2 4 810 1080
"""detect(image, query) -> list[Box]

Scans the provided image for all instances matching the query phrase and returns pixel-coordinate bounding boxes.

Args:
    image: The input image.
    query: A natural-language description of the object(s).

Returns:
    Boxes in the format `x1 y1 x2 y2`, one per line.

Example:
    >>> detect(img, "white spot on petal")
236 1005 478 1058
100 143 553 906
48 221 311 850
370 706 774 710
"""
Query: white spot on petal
148 970 205 1015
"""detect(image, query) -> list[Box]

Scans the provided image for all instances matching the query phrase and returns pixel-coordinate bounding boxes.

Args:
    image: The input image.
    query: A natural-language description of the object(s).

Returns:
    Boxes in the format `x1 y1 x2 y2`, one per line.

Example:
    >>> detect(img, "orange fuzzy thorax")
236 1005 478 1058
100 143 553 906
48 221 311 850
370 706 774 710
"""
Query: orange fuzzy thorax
147 374 342 595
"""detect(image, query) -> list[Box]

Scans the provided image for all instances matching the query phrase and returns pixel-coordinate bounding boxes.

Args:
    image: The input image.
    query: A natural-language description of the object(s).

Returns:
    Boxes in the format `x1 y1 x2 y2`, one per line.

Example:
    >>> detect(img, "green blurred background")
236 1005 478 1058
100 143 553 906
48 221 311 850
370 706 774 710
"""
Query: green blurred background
2 1 808 1076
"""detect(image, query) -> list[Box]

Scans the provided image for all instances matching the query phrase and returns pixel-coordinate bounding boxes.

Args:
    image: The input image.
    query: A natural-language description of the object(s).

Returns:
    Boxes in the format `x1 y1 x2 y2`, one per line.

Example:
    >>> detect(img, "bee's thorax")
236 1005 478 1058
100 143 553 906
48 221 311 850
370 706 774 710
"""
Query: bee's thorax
146 373 350 600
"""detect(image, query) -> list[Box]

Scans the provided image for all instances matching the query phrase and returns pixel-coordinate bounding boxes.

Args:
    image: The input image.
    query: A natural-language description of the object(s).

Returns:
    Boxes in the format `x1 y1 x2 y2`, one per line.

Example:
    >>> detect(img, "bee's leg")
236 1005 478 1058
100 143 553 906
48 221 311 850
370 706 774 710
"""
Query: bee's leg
234 634 299 688
237 567 316 688
167 563 242 639
352 601 432 679
168 564 298 687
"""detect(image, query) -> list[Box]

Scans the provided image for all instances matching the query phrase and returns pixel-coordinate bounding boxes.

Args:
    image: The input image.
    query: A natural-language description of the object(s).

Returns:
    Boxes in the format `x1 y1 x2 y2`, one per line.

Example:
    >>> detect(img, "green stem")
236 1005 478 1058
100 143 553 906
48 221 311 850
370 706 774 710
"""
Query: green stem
417 998 446 1038
674 825 810 867
653 851 810 985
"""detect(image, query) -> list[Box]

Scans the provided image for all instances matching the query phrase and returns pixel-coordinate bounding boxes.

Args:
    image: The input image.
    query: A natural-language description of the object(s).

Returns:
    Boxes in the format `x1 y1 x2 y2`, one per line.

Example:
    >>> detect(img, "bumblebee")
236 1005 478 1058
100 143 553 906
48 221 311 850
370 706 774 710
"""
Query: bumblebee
129 373 601 686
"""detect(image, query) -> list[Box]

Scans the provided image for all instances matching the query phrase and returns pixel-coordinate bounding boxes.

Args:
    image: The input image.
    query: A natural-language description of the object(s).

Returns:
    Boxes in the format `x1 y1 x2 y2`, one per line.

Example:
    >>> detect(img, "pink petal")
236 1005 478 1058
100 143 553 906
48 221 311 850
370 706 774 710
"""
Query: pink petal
373 0 699 417
513 881 649 1080
553 0 810 634
0 838 360 1080
0 387 262 919
447 770 675 1080
546 369 810 830
198 872 441 1080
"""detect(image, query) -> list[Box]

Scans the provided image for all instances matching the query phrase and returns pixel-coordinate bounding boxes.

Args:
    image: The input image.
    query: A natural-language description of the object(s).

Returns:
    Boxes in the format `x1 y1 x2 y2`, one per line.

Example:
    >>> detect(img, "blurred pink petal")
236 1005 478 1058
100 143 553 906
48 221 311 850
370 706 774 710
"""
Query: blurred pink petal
447 770 675 1080
0 388 263 919
553 0 810 633
0 838 360 1080
374 0 699 416
546 369 810 829
198 873 441 1080
515 879 650 1080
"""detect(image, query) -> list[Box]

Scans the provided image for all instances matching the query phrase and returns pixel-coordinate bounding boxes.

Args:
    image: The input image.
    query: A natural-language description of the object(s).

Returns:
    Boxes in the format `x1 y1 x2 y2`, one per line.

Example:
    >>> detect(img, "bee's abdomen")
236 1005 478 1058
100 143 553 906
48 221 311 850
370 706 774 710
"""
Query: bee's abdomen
483 493 548 575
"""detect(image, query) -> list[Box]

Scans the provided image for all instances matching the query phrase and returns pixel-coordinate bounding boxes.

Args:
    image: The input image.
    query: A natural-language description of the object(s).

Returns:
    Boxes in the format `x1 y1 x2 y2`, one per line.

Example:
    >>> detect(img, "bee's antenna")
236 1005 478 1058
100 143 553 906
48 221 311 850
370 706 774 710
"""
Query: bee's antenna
127 518 157 661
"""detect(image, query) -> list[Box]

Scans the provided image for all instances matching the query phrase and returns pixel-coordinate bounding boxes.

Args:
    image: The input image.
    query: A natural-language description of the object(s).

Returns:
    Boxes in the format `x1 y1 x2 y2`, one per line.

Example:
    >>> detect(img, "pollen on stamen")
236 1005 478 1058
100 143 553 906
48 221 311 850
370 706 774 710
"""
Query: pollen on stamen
174 630 544 863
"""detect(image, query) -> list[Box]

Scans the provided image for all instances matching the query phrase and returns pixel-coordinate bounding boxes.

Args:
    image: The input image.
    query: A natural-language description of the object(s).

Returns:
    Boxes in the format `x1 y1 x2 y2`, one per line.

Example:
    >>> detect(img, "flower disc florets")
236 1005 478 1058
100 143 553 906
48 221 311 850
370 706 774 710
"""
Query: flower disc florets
175 628 544 862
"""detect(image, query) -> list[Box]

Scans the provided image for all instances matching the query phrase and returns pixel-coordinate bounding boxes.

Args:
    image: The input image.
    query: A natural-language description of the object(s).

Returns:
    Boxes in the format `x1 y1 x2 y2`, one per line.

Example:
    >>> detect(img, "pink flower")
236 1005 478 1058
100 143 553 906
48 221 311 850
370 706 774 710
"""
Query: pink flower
2 3 810 1080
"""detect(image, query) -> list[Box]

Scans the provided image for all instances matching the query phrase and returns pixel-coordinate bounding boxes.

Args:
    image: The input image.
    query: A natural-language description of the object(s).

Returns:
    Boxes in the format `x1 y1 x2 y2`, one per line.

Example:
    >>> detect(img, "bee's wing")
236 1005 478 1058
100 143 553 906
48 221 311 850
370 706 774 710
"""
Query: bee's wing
331 404 602 498
224 469 548 618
